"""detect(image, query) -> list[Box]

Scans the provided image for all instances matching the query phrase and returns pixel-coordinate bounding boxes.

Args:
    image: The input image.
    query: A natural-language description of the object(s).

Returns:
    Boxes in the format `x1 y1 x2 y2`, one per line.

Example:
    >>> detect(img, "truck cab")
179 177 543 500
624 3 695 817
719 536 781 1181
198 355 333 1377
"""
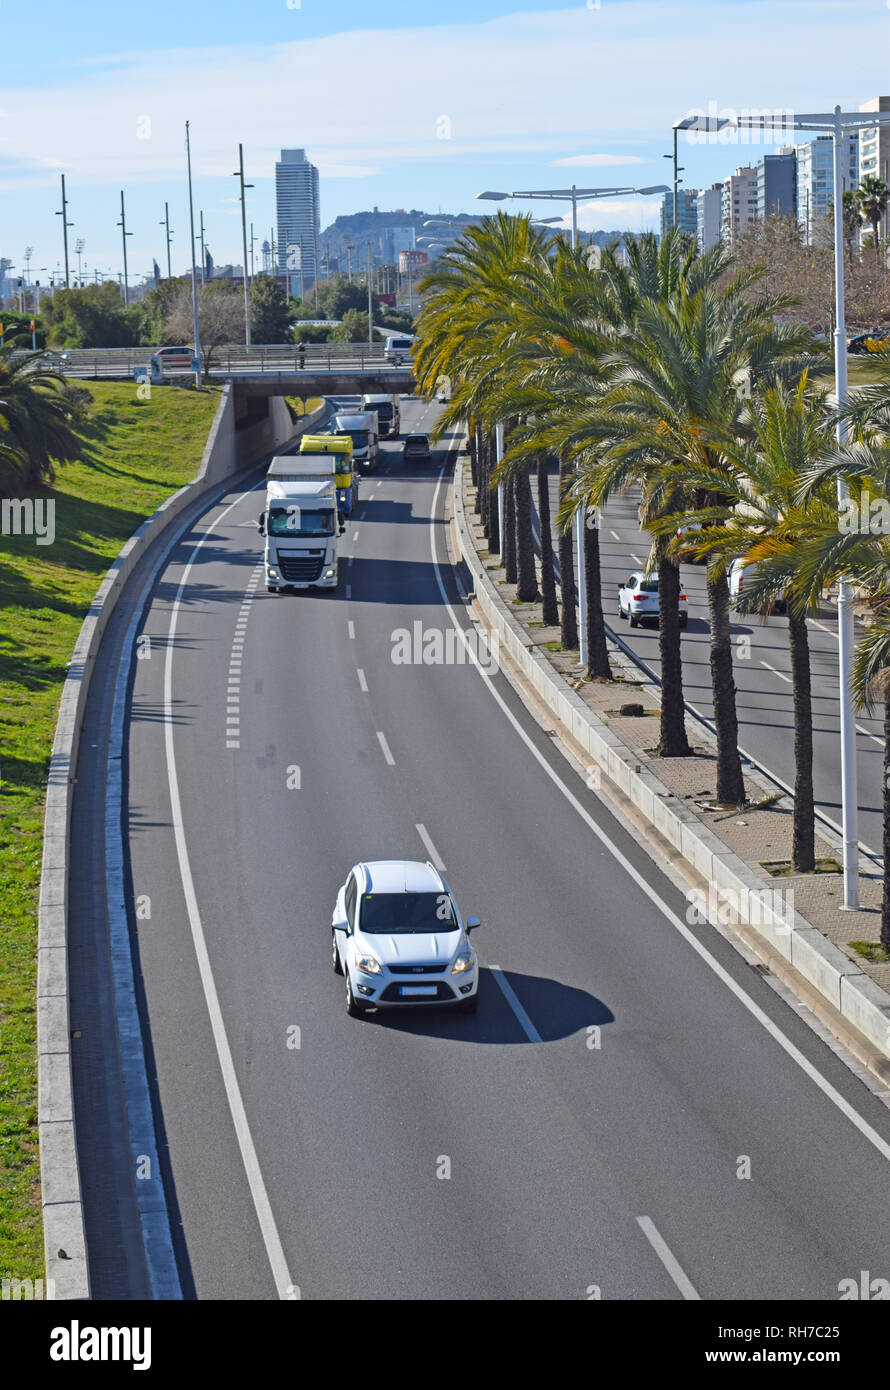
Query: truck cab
296 434 357 517
331 412 379 472
259 479 340 593
361 393 400 440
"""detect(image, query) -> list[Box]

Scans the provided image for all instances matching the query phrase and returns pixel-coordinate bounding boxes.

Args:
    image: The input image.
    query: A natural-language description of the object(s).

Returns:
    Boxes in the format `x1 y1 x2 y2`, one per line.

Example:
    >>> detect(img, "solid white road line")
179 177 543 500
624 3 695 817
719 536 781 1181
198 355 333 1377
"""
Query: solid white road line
357 668 368 693
164 479 298 1301
376 731 395 766
489 965 543 1044
636 1217 701 1300
429 439 890 1169
415 823 445 870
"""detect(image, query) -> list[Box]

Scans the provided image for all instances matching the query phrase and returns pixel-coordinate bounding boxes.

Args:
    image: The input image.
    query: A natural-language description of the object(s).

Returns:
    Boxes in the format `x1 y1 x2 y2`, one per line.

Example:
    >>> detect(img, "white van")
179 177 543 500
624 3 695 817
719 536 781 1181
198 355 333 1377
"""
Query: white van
729 558 786 614
384 336 413 364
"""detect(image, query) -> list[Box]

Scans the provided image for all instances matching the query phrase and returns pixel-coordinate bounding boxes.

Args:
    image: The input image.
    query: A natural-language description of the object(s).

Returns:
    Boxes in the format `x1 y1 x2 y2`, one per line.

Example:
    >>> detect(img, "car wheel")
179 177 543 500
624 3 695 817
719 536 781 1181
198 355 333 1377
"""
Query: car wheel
345 971 365 1017
456 991 478 1014
679 614 688 629
331 931 343 974
629 612 639 628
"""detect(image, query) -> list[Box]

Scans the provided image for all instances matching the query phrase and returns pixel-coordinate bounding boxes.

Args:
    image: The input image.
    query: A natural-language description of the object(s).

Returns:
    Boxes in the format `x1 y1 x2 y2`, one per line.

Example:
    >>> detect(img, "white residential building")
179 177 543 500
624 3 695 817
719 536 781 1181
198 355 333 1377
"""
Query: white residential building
697 183 723 251
795 133 858 243
859 96 890 246
721 167 758 245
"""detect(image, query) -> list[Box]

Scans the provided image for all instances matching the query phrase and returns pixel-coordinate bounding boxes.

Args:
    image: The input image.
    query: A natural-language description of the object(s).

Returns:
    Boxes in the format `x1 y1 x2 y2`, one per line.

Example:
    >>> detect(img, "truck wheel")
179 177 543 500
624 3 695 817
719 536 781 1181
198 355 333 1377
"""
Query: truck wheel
345 972 366 1017
266 585 277 593
332 931 343 975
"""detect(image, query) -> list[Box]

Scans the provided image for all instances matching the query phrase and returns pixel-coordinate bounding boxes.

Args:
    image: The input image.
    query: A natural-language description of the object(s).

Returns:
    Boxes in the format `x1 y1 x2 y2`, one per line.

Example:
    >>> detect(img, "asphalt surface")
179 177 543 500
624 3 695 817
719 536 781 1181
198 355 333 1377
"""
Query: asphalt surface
99 395 890 1300
533 474 886 860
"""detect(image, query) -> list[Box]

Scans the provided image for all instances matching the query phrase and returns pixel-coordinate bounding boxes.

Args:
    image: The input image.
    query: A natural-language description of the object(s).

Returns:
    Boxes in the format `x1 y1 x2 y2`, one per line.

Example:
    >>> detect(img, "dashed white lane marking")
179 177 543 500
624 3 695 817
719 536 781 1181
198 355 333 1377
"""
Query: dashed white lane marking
347 555 353 567
357 668 368 692
630 553 643 565
352 531 359 542
610 529 621 541
347 621 355 639
376 731 395 766
226 559 262 748
489 966 542 1043
760 659 791 685
416 823 445 870
346 584 352 599
376 480 382 488
636 1218 701 1301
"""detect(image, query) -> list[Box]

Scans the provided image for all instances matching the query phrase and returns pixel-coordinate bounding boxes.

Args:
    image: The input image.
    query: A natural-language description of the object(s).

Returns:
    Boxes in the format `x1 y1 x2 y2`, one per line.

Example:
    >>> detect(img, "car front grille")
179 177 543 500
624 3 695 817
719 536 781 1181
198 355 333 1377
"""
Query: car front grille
277 554 324 582
379 981 457 1002
387 963 448 974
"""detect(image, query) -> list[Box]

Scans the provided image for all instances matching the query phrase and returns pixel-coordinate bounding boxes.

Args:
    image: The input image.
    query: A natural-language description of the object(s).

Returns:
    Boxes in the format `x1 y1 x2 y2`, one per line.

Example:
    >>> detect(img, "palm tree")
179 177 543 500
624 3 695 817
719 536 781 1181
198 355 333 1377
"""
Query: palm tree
855 176 889 263
0 340 82 494
564 277 820 803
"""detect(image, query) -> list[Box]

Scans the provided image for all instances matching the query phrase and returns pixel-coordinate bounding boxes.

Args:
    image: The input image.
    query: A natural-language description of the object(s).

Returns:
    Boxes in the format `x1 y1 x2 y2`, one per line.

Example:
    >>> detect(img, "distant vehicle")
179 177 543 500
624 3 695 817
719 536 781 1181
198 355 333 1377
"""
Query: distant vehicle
361 392 400 439
729 558 786 614
331 411 379 471
675 520 707 563
150 345 195 372
258 476 341 594
298 434 357 518
403 433 432 462
618 571 688 629
847 330 890 354
31 350 70 369
384 335 414 364
436 386 449 403
331 860 480 1016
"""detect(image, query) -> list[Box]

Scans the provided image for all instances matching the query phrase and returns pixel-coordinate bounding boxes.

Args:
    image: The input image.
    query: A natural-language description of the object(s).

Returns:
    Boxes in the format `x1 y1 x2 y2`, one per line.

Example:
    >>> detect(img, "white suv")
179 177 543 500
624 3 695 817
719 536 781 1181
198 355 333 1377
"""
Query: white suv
618 571 688 629
331 860 480 1016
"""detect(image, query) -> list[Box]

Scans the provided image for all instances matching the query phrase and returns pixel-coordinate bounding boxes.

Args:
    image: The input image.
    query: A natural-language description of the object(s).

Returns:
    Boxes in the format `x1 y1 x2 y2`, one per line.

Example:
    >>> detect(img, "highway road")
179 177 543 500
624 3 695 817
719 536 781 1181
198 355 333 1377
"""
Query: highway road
88 395 890 1299
533 475 886 862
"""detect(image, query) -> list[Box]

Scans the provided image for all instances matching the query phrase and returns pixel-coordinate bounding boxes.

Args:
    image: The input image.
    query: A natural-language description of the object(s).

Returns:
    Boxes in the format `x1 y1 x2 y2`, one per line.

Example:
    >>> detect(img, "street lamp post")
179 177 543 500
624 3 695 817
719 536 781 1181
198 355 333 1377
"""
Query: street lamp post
74 238 85 286
233 144 254 346
678 104 890 909
185 121 202 388
476 183 670 668
116 190 132 306
199 211 206 287
55 175 73 288
367 240 374 346
160 202 174 279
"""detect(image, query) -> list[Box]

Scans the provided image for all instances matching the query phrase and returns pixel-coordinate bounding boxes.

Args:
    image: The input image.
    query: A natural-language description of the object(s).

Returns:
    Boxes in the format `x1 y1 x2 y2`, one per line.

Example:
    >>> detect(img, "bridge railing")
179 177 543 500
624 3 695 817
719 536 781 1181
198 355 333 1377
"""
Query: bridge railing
9 342 406 379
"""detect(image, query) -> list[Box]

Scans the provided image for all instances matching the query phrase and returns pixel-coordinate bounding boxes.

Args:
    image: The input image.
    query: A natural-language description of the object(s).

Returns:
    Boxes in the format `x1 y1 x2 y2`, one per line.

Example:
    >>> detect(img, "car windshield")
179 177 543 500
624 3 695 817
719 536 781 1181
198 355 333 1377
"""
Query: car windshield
266 506 334 537
359 891 457 934
408 435 428 445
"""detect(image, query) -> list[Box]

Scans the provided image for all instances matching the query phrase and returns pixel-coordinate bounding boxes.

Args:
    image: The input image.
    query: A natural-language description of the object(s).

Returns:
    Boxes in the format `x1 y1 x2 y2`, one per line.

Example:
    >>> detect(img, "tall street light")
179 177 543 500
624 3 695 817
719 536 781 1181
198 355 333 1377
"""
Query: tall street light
476 183 670 668
367 239 374 345
116 191 132 306
55 175 73 288
199 211 207 287
679 104 890 909
233 144 254 346
185 121 201 387
160 202 174 279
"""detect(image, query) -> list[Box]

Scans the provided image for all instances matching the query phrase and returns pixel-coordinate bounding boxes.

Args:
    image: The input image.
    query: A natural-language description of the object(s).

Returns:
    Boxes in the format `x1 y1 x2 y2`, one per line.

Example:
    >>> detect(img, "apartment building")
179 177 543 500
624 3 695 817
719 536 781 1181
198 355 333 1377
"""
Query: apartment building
275 148 320 293
859 96 890 245
660 187 698 239
755 149 797 221
696 183 723 250
721 167 758 245
796 133 858 243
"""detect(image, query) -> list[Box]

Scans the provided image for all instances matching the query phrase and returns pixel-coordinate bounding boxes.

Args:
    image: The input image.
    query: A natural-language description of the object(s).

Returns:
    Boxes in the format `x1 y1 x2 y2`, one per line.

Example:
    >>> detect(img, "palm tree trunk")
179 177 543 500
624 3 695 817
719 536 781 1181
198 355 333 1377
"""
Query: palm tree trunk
883 694 890 952
657 556 692 757
503 475 517 582
537 455 559 626
515 464 539 602
468 420 478 490
485 433 498 550
787 606 815 873
583 515 610 679
558 457 578 651
707 570 746 805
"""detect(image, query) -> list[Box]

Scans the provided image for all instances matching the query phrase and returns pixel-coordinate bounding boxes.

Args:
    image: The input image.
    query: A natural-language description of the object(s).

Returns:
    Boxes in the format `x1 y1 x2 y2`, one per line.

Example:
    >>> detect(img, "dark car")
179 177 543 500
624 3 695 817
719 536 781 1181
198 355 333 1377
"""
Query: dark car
848 330 890 354
403 433 432 462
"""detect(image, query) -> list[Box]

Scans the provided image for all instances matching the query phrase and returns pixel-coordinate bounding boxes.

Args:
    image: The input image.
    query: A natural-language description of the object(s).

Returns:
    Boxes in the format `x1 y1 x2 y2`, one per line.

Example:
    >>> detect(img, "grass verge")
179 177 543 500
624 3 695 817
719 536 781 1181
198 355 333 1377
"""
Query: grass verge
0 380 221 1282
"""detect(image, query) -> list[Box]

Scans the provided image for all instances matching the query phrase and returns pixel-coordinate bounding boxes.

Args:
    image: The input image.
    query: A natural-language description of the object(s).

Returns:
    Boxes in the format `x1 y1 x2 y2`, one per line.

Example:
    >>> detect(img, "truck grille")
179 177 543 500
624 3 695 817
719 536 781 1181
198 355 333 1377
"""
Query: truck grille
277 554 324 582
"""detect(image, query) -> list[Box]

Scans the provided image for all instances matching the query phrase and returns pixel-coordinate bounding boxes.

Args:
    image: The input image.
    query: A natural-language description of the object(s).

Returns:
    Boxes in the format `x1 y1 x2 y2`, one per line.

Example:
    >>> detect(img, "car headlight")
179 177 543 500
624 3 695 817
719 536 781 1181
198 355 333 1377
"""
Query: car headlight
354 952 382 975
451 948 474 975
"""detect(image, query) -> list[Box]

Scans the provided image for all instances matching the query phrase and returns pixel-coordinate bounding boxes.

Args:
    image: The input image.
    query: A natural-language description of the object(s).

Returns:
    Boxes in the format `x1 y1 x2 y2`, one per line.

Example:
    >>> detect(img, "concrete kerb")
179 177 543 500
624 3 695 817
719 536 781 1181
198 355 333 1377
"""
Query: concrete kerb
451 458 890 1064
37 387 326 1299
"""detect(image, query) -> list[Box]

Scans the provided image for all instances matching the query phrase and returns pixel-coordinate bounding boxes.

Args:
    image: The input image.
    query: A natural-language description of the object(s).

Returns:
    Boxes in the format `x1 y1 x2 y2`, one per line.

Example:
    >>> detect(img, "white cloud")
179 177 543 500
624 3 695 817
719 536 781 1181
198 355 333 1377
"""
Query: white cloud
551 153 648 167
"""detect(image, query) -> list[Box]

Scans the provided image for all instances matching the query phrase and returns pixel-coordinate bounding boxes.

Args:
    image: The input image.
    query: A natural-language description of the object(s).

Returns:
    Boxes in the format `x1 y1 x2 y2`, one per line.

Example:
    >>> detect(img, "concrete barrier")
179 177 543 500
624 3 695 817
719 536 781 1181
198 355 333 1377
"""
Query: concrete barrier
452 460 890 1065
38 385 325 1298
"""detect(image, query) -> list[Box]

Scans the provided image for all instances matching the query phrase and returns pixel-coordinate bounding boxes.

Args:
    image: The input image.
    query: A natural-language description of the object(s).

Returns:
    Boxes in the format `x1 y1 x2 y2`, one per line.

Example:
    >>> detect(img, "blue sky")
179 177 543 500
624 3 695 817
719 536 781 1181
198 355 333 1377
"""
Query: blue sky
1 0 888 287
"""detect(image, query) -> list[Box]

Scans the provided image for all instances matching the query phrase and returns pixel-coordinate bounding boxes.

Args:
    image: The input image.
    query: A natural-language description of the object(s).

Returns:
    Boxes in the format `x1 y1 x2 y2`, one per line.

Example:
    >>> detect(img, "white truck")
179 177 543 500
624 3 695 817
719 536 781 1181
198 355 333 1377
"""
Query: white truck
259 463 343 593
361 392 400 440
331 410 379 471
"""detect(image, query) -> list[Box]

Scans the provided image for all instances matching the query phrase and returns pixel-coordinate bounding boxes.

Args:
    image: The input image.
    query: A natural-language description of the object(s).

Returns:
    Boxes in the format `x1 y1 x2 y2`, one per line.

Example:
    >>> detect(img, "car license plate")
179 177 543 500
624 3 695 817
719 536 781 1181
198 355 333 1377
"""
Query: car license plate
399 985 437 996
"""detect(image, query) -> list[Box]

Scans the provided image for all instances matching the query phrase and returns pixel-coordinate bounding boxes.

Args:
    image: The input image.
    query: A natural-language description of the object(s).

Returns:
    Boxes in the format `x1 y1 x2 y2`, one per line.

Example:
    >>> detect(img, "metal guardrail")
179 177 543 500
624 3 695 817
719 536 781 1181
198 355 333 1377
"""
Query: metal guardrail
12 342 407 380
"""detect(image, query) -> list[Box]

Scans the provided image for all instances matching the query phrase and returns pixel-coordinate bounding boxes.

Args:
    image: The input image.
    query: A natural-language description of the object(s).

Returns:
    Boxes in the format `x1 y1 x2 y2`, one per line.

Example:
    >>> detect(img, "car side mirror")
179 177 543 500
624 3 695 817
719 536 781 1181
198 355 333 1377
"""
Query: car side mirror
465 916 480 933
332 916 349 934
258 512 266 536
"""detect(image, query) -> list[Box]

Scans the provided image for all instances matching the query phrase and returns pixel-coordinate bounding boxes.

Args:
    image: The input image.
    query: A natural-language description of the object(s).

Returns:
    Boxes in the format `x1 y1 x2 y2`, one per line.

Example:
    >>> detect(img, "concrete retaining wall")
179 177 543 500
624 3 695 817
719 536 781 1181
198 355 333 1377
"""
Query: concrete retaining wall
38 386 325 1299
452 461 890 1065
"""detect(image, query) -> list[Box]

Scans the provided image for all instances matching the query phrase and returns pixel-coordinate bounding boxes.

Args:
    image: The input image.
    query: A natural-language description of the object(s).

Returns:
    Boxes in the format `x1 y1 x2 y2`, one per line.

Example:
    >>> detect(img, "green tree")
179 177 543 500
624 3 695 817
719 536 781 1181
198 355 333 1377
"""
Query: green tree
250 274 292 343
856 175 890 262
40 282 141 348
164 279 244 378
330 308 369 342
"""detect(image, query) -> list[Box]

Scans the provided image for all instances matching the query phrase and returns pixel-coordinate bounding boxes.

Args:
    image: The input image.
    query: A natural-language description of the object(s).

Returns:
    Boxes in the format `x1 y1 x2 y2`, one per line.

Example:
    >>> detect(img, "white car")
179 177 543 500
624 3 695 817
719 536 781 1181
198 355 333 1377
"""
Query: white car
729 558 786 614
384 336 414 364
331 860 480 1017
618 571 688 629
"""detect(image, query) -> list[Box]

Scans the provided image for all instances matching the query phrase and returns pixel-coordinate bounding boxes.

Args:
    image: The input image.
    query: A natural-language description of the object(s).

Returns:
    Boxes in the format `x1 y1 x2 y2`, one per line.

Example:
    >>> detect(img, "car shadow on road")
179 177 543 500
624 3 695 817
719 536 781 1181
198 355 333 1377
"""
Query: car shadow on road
356 967 613 1044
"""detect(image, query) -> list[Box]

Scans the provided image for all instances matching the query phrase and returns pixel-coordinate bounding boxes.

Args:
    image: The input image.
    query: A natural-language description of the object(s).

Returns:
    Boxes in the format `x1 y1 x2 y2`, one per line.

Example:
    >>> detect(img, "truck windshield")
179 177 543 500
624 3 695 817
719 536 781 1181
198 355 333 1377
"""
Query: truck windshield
267 506 334 537
339 431 368 449
374 404 393 421
359 892 457 934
